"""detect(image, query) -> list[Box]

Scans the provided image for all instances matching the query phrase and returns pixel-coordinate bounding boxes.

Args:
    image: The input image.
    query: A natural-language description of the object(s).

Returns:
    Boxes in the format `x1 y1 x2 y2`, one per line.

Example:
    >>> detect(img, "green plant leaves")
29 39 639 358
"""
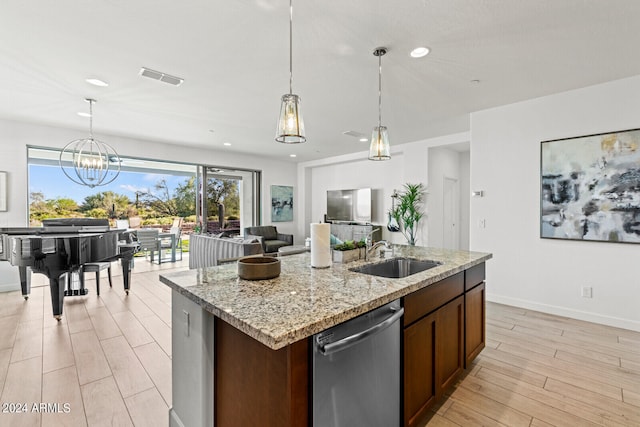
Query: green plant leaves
389 183 426 245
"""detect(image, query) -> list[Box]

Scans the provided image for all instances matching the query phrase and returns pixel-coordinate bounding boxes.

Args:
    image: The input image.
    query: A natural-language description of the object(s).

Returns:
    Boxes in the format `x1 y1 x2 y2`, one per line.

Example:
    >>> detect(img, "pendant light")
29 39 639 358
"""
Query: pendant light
369 47 391 161
275 0 306 143
60 98 121 188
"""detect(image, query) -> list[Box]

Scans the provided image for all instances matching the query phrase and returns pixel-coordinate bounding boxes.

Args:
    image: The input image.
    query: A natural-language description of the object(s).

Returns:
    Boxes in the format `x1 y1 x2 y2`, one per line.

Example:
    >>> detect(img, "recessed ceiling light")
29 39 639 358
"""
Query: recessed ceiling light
289 154 297 158
223 142 231 146
359 138 368 142
85 78 109 87
77 112 92 118
410 47 430 58
471 79 481 84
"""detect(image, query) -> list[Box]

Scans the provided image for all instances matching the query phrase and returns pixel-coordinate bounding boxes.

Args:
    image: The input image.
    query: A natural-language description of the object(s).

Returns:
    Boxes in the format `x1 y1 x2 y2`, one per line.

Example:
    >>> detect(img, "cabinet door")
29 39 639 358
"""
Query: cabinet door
436 295 465 396
465 282 485 366
403 311 437 427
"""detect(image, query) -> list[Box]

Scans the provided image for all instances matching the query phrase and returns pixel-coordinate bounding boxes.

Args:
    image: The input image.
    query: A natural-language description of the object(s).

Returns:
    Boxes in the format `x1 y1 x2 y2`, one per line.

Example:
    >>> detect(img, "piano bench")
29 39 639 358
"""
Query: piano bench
83 262 113 296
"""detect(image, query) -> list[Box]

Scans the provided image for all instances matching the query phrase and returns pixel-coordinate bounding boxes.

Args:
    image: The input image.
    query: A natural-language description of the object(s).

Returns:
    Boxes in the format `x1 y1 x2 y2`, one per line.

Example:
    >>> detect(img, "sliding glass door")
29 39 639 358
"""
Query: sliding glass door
196 165 261 236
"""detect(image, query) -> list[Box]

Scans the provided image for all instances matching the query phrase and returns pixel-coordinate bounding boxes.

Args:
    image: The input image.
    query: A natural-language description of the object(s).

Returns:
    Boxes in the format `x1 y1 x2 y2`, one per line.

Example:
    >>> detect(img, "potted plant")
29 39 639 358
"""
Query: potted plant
332 239 367 263
389 183 426 246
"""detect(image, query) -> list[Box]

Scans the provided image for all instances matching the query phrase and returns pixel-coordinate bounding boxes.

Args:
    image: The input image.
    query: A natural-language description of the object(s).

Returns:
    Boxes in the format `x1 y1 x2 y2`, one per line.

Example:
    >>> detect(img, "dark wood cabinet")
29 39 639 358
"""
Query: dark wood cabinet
402 263 486 427
436 295 465 395
403 311 437 427
403 295 464 427
465 282 485 366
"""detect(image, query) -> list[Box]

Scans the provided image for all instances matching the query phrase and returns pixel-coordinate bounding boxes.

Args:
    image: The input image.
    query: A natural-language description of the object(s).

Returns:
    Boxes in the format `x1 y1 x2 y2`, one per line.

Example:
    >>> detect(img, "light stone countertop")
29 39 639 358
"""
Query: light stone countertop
160 245 492 350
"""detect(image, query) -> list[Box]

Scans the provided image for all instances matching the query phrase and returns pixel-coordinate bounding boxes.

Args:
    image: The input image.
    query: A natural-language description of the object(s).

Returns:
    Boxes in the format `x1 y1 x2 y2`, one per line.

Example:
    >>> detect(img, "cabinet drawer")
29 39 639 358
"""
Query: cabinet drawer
464 263 485 291
403 272 464 327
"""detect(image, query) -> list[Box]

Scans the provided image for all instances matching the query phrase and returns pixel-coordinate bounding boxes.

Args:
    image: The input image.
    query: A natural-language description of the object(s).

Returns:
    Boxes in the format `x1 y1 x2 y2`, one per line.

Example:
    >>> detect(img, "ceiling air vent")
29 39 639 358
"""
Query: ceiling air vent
139 67 184 86
342 130 369 141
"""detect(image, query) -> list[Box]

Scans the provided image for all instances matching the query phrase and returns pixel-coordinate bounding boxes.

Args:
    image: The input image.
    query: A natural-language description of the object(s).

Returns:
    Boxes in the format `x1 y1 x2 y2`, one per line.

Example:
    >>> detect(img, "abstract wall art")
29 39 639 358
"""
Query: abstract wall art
541 129 640 243
271 185 293 222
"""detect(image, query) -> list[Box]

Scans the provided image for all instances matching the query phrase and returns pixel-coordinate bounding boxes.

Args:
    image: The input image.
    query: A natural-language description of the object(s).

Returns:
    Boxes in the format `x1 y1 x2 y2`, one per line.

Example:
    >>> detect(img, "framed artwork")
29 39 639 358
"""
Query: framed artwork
271 185 293 222
0 172 6 211
541 128 640 243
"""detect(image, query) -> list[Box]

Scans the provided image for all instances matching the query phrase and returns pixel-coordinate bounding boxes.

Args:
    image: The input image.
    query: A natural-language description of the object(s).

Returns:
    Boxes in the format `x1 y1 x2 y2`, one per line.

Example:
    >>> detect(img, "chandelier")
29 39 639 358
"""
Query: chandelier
60 99 121 188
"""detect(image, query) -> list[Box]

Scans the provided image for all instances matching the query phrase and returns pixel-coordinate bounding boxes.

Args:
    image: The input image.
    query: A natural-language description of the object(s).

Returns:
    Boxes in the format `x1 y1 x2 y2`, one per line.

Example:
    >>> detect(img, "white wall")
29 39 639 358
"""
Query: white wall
0 119 298 290
471 74 640 331
297 132 470 246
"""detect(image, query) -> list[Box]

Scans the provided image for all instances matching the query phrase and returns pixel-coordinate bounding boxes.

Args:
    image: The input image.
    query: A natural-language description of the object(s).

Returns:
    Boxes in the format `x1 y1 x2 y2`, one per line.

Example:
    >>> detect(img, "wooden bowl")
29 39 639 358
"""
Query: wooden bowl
237 256 281 280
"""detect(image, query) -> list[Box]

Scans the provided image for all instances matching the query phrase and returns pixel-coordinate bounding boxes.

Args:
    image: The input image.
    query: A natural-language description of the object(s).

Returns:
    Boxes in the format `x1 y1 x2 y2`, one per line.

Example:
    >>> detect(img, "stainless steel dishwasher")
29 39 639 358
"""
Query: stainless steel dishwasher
313 299 404 427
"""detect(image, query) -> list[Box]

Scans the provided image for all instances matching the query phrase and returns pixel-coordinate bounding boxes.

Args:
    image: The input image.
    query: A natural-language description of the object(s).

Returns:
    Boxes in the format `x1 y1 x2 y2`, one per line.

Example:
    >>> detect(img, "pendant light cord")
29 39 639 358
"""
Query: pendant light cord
289 0 293 95
378 52 382 127
88 99 94 139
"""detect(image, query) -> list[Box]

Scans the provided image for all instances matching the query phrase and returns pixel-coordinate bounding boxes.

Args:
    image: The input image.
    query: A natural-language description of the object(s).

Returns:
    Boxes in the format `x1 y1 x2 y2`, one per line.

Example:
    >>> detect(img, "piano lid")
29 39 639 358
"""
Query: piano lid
42 218 110 227
42 218 110 233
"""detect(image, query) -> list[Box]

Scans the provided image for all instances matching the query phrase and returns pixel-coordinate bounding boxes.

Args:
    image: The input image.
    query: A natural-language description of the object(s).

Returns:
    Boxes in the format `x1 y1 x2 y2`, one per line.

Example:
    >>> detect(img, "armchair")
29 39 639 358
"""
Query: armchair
244 226 293 254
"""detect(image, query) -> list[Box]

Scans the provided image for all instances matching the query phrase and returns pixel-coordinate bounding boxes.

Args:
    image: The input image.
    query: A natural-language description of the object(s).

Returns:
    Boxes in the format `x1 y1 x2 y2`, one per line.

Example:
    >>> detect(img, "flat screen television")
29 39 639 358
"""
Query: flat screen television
326 188 372 224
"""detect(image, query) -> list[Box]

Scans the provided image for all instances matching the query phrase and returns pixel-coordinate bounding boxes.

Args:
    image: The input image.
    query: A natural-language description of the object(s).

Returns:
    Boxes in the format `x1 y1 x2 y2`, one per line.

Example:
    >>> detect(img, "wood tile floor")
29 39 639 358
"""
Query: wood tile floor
1 257 639 426
422 303 640 426
0 256 189 427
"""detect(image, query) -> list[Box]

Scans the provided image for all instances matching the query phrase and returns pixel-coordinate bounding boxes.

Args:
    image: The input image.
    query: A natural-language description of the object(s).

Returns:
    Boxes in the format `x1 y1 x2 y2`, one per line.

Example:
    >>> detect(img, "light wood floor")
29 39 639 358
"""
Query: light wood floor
423 302 640 426
0 256 189 427
1 259 639 427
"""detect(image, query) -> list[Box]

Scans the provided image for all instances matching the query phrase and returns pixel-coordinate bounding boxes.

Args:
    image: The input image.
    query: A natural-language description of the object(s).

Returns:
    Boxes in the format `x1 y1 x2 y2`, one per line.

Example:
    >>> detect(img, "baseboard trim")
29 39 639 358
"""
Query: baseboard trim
487 293 640 332
0 283 19 293
169 408 186 427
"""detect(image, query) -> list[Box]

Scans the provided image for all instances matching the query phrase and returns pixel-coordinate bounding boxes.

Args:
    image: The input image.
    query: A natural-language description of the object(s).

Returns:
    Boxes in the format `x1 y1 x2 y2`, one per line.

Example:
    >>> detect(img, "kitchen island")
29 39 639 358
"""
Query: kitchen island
160 245 491 427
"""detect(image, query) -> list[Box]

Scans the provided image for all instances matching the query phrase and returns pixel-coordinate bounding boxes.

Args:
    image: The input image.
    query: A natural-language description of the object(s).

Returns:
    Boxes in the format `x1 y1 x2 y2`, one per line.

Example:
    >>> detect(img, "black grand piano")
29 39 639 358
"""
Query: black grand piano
0 218 139 320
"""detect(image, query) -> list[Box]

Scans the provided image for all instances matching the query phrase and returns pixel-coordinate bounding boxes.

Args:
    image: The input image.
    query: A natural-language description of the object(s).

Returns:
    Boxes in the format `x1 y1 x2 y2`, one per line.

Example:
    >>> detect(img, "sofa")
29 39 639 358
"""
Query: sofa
243 226 293 254
189 234 264 269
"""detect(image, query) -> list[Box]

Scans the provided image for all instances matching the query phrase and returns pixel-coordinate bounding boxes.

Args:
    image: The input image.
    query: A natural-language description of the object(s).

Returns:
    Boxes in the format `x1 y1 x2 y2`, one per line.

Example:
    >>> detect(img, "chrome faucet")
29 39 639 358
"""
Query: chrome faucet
364 228 380 248
365 240 391 261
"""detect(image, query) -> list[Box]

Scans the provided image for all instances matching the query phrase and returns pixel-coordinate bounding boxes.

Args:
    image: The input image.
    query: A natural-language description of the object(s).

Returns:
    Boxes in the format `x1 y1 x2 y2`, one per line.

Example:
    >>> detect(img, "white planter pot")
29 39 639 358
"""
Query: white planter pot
332 248 361 263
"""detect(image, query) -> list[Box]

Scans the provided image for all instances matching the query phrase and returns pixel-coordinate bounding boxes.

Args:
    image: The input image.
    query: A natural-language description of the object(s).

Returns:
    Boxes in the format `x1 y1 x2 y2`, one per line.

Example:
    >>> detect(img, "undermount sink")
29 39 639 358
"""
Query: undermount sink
350 257 442 278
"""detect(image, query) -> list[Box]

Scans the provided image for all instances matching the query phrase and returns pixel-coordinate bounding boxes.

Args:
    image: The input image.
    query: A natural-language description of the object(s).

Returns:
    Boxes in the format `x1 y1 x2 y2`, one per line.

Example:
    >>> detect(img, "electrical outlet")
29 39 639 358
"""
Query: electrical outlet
581 286 593 298
183 310 190 336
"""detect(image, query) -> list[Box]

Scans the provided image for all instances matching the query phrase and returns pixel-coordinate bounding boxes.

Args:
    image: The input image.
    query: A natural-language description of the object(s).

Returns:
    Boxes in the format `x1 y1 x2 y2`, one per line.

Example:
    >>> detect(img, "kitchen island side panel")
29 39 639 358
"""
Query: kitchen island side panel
215 318 309 427
170 290 215 427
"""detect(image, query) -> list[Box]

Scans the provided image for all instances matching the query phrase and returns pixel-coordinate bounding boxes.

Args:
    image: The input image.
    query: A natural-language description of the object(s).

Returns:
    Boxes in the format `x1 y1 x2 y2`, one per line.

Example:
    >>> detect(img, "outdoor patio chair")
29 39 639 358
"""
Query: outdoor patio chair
160 226 183 261
136 228 163 263
128 216 142 229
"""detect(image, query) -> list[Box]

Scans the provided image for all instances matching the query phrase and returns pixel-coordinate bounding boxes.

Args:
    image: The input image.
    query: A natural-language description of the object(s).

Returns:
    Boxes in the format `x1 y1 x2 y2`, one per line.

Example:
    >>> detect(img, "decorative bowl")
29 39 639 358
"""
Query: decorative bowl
237 256 281 280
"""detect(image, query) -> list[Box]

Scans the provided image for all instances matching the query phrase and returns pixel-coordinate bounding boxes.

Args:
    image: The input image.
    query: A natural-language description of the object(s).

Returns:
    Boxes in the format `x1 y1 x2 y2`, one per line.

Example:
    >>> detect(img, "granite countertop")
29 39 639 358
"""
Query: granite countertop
160 245 492 350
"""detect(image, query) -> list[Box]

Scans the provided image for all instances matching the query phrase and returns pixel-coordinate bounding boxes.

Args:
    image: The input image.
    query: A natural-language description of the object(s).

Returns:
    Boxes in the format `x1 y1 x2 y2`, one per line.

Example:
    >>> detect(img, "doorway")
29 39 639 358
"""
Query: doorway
443 176 460 250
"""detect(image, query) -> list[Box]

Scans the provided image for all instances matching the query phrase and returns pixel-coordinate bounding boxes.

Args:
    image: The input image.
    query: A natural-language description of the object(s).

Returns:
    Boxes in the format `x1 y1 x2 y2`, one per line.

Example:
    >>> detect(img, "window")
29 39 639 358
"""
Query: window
27 147 260 234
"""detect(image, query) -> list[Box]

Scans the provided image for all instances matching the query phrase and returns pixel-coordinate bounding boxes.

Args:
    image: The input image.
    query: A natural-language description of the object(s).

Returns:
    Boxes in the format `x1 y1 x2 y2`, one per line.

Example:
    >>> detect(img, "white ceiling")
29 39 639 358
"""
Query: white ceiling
1 1 640 162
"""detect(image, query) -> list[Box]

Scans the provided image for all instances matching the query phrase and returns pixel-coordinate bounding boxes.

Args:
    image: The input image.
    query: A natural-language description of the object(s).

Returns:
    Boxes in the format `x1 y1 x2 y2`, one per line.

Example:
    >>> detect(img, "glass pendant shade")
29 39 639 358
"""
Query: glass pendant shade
369 125 391 160
276 93 306 143
369 47 391 161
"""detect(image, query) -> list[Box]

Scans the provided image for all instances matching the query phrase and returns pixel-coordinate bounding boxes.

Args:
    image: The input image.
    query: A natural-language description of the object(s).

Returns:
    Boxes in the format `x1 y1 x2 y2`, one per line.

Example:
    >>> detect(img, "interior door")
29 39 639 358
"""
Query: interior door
442 177 459 250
